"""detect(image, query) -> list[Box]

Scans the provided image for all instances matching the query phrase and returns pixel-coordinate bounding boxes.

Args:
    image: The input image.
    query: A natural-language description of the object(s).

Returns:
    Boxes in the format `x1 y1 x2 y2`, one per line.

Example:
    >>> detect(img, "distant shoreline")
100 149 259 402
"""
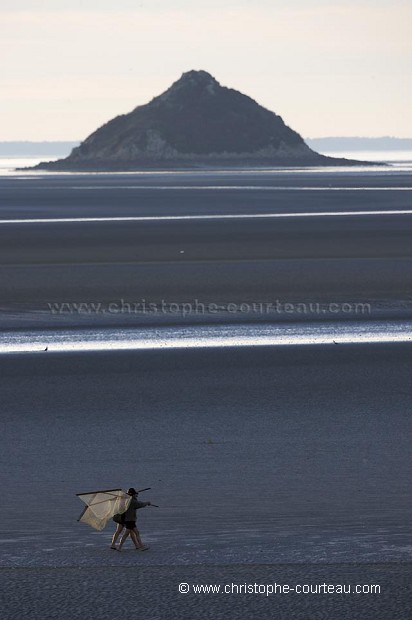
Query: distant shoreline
0 137 411 157
26 155 379 172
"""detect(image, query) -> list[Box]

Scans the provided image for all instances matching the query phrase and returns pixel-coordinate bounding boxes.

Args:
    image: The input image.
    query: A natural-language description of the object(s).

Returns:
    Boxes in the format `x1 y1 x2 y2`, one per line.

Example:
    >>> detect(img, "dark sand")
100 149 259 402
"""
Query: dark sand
1 169 411 617
1 170 412 329
0 344 411 617
1 564 410 620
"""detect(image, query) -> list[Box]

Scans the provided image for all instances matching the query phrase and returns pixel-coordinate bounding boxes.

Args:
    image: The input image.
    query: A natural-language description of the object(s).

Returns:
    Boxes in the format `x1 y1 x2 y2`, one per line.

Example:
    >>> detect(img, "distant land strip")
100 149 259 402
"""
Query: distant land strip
1 138 411 157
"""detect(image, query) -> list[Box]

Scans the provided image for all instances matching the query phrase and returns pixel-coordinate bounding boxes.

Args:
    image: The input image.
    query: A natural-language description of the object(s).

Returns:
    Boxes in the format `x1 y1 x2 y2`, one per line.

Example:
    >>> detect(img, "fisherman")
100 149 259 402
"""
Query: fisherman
115 488 151 552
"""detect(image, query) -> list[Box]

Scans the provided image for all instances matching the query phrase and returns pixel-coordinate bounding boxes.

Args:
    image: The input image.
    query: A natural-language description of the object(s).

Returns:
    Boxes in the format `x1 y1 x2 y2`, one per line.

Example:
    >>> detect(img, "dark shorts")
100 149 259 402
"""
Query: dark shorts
113 514 125 525
124 521 136 530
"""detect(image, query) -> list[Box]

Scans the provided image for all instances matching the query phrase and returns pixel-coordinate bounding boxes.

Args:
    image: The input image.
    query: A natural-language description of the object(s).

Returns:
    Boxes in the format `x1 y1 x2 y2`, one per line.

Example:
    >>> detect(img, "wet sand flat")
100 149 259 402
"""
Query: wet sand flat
1 169 411 617
1 564 410 620
1 170 412 325
0 344 411 617
0 344 410 558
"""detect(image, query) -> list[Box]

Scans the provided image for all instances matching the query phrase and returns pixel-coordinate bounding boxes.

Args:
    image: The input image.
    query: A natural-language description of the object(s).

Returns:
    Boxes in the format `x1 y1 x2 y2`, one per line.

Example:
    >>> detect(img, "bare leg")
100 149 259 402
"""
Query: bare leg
132 528 144 548
129 531 141 549
117 529 130 551
132 528 149 550
111 524 124 548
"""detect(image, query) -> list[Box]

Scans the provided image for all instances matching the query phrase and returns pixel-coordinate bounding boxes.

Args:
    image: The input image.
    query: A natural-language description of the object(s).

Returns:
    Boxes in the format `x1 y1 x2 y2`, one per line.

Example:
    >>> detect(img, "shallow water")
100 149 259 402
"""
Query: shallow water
1 319 412 354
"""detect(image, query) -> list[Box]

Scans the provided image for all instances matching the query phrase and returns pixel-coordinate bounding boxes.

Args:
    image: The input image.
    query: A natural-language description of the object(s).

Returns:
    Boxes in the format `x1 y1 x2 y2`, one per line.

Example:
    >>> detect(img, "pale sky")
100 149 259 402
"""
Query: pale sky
1 0 411 140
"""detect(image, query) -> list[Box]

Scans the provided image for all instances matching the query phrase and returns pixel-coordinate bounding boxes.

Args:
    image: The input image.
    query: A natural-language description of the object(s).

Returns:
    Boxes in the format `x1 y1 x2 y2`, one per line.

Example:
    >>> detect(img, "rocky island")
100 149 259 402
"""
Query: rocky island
33 70 365 171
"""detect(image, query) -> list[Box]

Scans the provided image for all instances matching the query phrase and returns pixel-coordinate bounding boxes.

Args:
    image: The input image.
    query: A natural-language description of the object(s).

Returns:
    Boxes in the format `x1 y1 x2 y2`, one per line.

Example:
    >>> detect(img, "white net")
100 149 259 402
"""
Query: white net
77 489 131 531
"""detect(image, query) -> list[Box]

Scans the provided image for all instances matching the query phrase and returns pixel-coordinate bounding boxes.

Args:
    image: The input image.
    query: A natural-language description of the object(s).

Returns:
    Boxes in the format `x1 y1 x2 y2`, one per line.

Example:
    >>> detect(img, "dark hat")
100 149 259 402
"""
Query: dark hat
127 487 137 495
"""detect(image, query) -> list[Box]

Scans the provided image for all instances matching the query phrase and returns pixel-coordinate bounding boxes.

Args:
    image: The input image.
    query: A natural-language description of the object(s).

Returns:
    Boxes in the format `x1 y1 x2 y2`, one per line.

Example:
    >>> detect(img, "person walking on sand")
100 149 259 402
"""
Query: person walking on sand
117 488 151 552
